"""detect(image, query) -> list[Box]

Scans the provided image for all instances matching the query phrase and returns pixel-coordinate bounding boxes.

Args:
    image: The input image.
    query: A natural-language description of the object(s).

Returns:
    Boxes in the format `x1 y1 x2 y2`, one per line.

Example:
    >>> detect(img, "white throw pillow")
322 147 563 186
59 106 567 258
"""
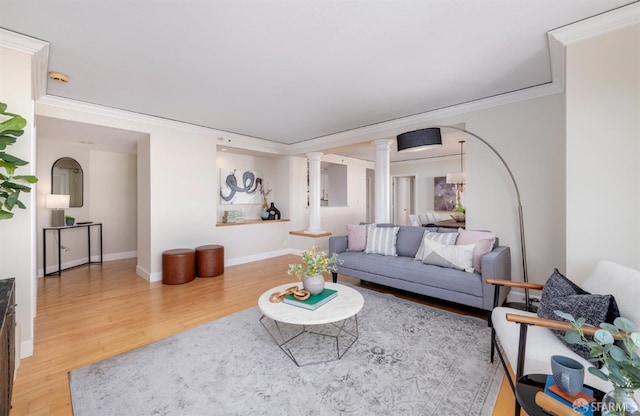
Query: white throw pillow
421 239 475 273
414 231 458 261
365 225 400 256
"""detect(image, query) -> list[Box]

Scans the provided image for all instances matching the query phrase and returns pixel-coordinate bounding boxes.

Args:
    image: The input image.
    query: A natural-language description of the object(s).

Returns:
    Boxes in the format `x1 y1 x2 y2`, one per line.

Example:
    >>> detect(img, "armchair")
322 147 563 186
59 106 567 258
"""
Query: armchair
487 261 640 416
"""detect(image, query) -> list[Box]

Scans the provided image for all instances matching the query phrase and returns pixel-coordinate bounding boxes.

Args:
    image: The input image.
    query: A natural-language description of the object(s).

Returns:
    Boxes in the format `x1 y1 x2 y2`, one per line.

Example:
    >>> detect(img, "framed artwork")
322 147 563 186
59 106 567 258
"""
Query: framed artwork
220 168 262 205
433 176 456 211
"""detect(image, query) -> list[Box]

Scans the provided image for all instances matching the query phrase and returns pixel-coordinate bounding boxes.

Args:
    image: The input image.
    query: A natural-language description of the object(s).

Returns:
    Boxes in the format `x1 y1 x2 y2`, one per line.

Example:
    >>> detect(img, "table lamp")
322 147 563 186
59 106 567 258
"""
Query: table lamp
46 194 70 227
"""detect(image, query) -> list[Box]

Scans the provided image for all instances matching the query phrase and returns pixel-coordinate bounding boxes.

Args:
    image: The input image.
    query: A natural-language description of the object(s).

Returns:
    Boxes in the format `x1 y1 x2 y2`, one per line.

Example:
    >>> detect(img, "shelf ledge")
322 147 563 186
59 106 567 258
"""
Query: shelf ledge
216 219 290 227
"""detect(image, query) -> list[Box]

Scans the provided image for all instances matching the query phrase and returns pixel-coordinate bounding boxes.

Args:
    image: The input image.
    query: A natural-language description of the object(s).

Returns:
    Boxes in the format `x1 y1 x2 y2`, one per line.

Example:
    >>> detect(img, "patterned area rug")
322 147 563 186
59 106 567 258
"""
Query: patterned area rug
69 286 502 415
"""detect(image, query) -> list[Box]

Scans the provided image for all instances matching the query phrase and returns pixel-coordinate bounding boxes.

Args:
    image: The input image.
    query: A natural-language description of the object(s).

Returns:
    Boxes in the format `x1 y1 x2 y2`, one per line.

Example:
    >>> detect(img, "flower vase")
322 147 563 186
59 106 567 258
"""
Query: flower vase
302 274 325 295
602 387 640 416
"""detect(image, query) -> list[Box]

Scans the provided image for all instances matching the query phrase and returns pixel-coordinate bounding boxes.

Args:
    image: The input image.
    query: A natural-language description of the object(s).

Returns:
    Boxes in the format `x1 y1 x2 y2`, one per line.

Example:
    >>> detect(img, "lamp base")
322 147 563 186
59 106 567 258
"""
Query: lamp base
51 209 65 227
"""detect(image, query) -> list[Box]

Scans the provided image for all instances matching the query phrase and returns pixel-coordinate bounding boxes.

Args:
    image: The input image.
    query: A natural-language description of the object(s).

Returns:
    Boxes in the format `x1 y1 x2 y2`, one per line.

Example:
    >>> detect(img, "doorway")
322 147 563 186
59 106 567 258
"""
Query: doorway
392 175 416 226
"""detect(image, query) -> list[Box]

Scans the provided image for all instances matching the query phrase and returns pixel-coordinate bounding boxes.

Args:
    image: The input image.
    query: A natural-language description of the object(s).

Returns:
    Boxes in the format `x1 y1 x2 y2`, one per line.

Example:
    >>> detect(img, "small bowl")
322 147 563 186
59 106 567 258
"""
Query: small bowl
450 212 466 222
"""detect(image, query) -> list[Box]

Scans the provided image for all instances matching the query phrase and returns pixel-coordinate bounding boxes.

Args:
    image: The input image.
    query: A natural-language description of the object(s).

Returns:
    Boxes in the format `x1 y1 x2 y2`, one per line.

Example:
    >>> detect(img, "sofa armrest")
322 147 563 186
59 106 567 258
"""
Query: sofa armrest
329 235 348 255
480 246 511 311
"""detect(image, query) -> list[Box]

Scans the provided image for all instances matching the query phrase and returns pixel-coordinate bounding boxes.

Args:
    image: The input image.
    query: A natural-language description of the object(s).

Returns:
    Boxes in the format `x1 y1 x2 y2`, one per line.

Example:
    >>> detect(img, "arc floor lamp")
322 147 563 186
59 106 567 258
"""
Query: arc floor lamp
397 126 531 310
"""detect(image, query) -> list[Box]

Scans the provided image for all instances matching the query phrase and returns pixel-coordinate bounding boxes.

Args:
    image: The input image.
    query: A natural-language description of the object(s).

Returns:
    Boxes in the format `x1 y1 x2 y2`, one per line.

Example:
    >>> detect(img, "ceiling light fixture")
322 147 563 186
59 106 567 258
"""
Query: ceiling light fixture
396 128 442 152
48 71 69 83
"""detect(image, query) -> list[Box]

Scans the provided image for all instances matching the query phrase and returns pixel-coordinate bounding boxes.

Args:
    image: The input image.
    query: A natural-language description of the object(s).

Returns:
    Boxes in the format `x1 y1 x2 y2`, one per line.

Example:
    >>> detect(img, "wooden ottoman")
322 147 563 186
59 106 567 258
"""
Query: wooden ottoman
162 248 196 284
195 245 224 277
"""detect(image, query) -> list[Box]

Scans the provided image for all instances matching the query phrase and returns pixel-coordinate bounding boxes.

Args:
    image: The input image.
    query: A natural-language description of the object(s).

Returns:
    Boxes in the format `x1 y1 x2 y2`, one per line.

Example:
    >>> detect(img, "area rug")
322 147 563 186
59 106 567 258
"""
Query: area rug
69 286 502 415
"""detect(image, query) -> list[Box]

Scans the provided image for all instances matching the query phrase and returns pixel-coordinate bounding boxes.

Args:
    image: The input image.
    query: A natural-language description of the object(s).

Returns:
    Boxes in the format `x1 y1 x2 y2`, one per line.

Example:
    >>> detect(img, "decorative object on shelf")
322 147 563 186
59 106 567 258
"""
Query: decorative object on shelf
451 207 466 222
222 210 243 223
257 178 272 211
268 285 310 303
0 102 38 220
260 211 269 221
46 194 70 227
65 215 75 226
556 311 640 415
397 125 532 309
267 202 280 220
287 246 342 295
219 168 262 205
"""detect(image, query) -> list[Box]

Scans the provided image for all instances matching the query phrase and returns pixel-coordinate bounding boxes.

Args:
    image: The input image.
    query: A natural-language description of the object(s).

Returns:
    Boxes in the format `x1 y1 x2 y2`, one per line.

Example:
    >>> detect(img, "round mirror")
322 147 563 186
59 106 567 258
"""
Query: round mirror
51 157 83 207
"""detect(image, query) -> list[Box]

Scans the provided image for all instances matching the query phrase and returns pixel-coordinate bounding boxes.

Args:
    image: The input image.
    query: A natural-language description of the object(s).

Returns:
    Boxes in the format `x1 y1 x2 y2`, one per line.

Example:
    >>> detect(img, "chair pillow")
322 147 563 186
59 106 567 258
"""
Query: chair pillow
421 239 475 273
414 231 458 261
346 224 367 251
365 225 400 256
456 228 496 272
537 269 621 362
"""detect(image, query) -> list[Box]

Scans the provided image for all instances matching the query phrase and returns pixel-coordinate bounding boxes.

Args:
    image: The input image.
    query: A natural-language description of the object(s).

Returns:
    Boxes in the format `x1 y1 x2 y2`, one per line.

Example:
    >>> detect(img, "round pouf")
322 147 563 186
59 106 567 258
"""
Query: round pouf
195 245 224 277
162 248 196 285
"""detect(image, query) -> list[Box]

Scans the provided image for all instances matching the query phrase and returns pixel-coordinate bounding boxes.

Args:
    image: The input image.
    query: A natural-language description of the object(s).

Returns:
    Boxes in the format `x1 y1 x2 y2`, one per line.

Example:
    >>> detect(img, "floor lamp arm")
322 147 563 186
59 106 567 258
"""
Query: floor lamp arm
434 125 530 309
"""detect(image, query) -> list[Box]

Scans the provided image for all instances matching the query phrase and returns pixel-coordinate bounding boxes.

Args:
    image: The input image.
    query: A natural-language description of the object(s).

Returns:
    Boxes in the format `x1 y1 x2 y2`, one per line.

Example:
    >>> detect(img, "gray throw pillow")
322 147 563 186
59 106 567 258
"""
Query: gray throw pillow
537 269 620 363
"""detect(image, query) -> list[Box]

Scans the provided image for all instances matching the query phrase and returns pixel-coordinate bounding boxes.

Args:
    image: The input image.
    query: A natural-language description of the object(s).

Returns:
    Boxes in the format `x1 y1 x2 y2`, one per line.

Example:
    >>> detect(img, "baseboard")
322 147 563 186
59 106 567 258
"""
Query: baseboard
224 248 292 267
39 251 138 277
20 338 33 359
103 251 137 262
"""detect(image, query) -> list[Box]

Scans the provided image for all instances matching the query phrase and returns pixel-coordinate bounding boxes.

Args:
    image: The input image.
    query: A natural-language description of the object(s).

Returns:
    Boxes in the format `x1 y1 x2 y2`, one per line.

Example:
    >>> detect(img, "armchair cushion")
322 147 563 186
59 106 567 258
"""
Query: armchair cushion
537 269 620 361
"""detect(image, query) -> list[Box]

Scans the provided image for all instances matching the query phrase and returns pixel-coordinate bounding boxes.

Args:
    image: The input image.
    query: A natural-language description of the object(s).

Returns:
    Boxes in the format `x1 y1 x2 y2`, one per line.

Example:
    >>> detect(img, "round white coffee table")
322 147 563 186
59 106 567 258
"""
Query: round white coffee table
258 282 364 366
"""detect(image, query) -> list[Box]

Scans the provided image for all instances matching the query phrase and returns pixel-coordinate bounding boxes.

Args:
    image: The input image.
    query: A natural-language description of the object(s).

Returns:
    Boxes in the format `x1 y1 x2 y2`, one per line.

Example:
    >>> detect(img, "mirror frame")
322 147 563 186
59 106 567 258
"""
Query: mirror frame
51 157 84 207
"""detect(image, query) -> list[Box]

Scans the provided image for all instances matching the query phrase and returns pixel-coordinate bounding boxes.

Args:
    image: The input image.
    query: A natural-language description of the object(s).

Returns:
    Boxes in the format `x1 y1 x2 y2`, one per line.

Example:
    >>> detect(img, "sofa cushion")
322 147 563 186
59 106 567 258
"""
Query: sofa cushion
346 224 367 251
537 269 620 361
414 231 458 261
396 226 427 258
456 229 496 273
365 225 400 256
421 240 474 272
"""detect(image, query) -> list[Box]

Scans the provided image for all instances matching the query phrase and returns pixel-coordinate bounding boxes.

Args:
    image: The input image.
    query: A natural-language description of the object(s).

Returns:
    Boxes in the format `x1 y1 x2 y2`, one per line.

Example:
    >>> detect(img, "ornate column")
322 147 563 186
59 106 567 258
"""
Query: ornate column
373 139 393 223
306 152 325 233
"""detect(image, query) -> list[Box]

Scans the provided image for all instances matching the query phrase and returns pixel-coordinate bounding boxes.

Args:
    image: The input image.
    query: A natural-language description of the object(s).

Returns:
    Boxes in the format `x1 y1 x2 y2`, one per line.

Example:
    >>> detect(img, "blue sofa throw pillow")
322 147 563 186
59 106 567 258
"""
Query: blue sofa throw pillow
537 269 620 363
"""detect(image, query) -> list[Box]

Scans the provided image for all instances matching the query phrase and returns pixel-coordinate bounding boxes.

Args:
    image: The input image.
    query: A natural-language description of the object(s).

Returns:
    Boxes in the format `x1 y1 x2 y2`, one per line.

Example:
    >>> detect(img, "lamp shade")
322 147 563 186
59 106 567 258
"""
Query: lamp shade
396 128 442 152
446 172 466 184
46 194 70 209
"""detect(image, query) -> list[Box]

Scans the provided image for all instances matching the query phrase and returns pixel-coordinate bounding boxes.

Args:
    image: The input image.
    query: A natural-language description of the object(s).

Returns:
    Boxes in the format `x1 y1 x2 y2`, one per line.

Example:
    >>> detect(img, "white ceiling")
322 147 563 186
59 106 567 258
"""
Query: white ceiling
1 0 635 160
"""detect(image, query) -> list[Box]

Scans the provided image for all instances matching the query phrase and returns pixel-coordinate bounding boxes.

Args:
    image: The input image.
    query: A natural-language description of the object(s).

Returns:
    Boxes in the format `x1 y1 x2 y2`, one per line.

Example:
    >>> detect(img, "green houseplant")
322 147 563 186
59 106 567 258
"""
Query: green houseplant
0 102 38 220
287 246 342 295
555 311 640 415
65 215 75 226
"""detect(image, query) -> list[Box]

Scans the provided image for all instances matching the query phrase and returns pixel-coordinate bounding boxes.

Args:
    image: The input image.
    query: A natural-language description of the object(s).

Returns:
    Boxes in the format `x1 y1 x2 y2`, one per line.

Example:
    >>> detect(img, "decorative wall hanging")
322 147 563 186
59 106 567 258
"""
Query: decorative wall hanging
433 176 456 211
220 169 262 205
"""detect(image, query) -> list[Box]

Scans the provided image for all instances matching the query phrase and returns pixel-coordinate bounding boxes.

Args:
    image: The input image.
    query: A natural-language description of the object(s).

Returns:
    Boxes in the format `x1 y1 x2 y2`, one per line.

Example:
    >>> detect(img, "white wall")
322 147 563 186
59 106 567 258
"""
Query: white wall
566 24 640 281
0 47 37 357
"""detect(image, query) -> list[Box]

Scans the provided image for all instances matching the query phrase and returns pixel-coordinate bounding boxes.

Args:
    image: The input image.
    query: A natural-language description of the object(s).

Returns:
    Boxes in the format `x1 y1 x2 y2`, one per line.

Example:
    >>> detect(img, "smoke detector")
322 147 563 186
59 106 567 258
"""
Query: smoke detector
48 72 69 83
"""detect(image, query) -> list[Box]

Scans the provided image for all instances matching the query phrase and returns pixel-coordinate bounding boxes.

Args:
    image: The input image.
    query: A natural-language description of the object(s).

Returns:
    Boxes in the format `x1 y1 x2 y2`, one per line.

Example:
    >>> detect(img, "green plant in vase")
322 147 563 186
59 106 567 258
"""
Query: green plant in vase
0 102 38 220
555 311 640 415
287 246 342 295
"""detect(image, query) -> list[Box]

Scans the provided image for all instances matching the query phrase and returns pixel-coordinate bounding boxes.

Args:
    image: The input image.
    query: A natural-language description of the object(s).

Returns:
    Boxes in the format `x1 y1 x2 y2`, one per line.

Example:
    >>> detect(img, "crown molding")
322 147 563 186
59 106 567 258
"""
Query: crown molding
36 95 288 156
549 1 640 46
0 28 50 101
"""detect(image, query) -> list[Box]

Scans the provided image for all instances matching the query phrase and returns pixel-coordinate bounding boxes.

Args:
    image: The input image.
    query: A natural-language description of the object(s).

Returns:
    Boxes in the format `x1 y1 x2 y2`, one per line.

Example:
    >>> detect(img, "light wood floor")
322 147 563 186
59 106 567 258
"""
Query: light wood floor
10 256 517 415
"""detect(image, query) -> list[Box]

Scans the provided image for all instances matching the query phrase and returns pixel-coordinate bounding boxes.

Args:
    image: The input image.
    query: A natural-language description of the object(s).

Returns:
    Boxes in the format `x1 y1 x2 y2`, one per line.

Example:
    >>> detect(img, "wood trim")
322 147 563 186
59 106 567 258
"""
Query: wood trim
505 313 623 340
216 219 290 227
485 278 545 290
289 230 332 238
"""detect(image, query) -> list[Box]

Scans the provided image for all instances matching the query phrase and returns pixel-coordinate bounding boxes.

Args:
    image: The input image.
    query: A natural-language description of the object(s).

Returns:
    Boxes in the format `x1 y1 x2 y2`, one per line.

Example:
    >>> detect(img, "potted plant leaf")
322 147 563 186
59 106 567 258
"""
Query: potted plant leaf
0 102 38 219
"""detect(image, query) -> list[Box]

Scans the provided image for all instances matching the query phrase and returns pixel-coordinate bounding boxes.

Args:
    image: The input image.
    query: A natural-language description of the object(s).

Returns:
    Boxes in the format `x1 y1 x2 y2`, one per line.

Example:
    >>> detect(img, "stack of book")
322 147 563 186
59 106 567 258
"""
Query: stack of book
223 210 244 223
283 288 338 311
534 375 596 416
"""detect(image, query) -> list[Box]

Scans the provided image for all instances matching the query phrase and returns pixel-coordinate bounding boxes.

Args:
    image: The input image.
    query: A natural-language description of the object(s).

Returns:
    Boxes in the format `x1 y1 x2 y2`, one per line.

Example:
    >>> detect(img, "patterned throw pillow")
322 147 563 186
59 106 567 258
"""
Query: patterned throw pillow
364 225 400 256
537 269 620 362
346 224 367 251
421 239 475 273
414 231 458 261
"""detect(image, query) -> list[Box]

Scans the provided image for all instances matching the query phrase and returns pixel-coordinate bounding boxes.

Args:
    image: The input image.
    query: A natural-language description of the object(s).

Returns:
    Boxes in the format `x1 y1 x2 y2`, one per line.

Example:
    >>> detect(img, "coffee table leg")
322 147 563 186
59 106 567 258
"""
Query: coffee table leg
260 314 359 366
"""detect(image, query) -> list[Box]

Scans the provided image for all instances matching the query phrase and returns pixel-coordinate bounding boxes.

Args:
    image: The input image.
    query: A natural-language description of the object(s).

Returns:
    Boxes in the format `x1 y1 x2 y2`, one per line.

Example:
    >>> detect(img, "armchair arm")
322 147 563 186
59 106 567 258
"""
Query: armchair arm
486 279 545 291
505 313 618 339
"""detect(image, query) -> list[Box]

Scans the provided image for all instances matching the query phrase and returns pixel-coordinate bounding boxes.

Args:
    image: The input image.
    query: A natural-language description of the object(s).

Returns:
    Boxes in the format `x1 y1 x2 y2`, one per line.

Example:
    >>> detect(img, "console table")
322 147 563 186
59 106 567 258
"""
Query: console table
43 223 103 277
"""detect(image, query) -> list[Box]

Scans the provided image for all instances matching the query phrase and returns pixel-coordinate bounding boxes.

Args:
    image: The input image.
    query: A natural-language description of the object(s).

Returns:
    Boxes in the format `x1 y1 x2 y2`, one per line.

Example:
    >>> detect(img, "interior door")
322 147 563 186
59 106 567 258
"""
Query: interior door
393 177 412 226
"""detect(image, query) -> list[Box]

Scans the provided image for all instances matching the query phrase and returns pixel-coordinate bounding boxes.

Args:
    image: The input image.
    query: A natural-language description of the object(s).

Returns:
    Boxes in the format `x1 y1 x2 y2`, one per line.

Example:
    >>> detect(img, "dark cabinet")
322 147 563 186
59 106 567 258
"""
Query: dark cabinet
0 278 15 416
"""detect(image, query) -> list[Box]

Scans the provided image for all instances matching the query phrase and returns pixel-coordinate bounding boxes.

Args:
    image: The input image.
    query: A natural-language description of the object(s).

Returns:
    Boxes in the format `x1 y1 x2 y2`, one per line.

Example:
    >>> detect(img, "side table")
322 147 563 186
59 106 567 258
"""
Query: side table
516 374 605 416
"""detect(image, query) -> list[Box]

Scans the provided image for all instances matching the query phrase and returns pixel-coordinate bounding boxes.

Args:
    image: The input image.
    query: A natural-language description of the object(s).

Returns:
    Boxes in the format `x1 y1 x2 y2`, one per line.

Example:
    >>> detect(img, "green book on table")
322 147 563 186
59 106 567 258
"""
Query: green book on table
283 288 338 310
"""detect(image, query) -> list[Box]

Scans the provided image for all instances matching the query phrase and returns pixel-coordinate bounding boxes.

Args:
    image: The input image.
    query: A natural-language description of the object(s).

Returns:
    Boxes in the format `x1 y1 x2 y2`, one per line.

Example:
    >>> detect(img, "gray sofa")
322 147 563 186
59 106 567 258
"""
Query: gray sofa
329 225 511 311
